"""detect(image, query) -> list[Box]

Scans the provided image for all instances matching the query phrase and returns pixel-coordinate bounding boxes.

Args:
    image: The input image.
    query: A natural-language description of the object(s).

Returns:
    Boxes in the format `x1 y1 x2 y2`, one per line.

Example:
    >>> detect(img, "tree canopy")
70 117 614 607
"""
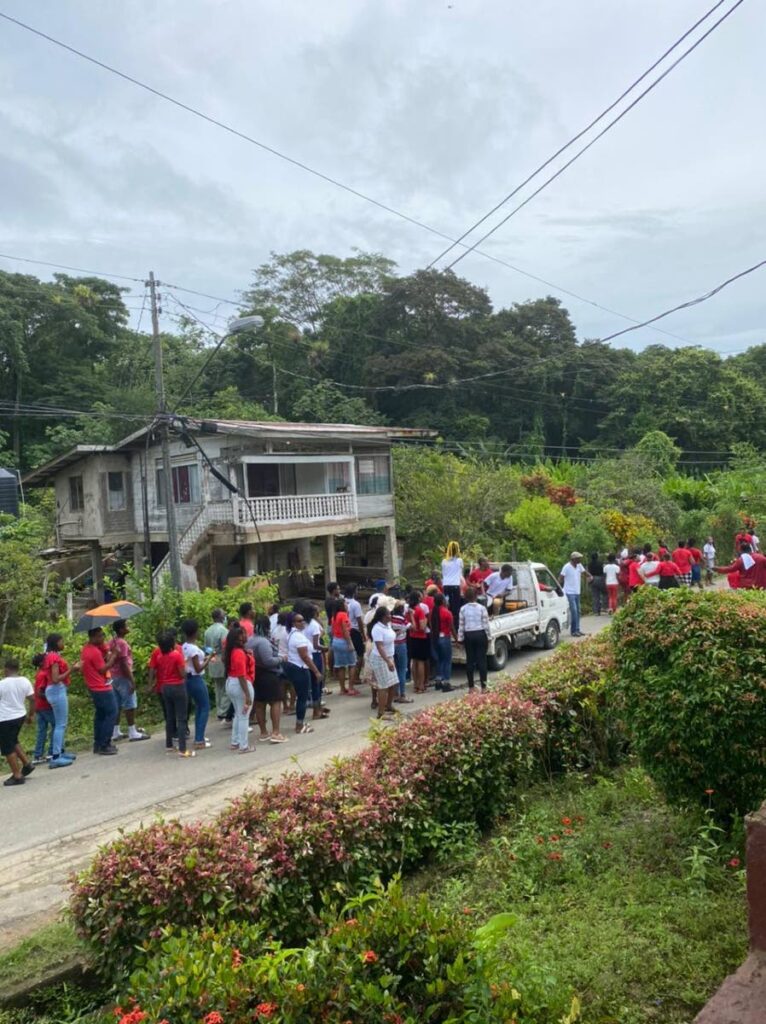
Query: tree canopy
2 248 765 473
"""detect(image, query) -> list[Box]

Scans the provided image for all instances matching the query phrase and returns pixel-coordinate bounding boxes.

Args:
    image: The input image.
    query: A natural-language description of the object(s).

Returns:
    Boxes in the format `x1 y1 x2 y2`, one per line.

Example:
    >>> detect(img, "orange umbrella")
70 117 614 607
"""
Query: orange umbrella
74 600 144 633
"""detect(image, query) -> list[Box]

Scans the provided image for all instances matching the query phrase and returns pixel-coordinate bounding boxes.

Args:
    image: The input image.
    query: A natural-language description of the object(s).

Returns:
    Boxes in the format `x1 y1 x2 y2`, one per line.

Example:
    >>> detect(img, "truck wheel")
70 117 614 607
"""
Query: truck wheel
543 620 560 650
488 637 510 671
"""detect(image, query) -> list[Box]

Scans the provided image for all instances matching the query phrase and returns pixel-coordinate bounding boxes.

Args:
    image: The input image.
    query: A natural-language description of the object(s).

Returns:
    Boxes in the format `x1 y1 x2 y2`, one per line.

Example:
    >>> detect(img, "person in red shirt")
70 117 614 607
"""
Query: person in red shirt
671 541 693 586
31 654 55 764
41 632 77 767
713 543 762 590
423 572 443 594
224 626 254 753
657 541 669 559
406 591 430 694
657 554 682 589
430 593 456 692
79 627 119 755
239 602 255 638
687 538 703 591
330 598 359 697
627 553 643 591
148 631 191 756
467 557 493 593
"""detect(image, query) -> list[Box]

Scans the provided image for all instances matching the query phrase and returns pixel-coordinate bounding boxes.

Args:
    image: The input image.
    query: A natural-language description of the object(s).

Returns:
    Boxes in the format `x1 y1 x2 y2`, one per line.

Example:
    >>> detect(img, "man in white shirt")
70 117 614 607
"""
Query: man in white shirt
0 657 35 786
558 552 592 637
702 536 716 585
484 564 513 615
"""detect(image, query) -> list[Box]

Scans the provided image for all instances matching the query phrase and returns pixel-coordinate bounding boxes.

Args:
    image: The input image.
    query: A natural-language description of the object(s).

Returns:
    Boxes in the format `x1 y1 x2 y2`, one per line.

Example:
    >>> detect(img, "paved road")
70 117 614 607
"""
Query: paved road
0 615 609 950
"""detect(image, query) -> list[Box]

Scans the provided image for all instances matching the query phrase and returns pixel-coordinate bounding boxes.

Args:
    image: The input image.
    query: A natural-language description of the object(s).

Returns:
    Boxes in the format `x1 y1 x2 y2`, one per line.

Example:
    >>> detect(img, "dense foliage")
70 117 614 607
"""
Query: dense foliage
515 633 623 774
70 685 542 972
119 881 535 1024
611 587 766 816
4 252 766 474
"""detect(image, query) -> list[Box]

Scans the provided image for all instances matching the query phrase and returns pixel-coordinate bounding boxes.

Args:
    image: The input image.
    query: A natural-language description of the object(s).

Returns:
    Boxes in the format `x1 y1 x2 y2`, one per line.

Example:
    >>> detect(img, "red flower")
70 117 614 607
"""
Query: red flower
705 788 715 796
345 917 359 927
535 835 545 844
204 1014 224 1024
296 983 306 993
602 841 613 849
547 851 563 861
549 834 560 842
462 906 474 915
231 948 243 969
254 1005 278 1019
362 950 378 964
560 817 572 826
563 828 575 836
728 857 741 868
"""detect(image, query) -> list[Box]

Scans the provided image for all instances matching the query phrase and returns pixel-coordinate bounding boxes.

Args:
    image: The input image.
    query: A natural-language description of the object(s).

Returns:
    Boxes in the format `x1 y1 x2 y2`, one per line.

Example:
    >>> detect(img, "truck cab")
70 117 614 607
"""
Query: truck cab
453 561 569 671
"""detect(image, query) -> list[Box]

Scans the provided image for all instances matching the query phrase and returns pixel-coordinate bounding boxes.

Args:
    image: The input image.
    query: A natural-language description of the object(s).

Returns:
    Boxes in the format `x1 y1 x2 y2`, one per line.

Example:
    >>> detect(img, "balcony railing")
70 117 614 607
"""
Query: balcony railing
237 492 357 526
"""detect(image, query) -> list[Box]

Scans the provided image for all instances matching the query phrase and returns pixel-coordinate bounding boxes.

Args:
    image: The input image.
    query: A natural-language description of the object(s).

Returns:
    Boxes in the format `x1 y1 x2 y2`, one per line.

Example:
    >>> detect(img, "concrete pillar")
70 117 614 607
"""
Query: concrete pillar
384 522 400 581
132 541 145 575
244 544 259 577
322 534 337 585
747 801 766 951
89 540 105 604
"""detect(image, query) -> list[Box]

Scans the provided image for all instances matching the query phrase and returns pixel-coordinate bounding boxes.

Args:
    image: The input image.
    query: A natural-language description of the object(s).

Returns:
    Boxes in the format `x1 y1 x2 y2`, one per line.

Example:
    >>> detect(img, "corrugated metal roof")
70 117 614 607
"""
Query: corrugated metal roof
22 445 114 486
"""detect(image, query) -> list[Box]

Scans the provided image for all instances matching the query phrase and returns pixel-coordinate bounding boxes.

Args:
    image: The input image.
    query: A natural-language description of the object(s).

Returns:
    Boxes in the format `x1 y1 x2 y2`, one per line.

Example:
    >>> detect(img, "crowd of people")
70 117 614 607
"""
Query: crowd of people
3 530 762 786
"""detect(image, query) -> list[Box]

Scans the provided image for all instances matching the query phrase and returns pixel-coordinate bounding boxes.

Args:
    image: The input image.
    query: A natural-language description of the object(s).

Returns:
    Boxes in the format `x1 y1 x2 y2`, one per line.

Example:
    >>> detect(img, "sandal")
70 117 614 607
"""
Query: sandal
269 734 288 744
257 734 271 742
296 724 314 734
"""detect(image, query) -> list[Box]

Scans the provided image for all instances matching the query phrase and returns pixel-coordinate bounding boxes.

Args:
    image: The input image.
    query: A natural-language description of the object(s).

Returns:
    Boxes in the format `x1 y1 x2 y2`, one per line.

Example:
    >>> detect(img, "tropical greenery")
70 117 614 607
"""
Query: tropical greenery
3 251 766 474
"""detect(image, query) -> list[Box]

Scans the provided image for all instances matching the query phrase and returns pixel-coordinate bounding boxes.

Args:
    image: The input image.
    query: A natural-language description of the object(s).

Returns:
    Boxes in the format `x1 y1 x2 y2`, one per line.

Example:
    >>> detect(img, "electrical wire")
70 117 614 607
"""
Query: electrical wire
0 14 695 345
444 0 747 271
428 0 731 268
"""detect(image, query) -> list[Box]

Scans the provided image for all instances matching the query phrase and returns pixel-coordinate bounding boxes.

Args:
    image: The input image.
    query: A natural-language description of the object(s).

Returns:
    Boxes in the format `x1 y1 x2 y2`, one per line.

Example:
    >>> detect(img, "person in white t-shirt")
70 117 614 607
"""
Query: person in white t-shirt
369 606 399 719
0 657 35 786
558 552 592 637
484 565 513 614
284 612 322 735
703 536 716 585
441 540 464 618
602 554 621 614
182 619 212 750
639 554 661 587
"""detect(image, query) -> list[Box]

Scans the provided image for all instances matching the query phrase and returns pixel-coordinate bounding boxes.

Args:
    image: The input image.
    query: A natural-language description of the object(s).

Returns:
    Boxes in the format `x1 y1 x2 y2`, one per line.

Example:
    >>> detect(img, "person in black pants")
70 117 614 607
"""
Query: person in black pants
458 587 491 691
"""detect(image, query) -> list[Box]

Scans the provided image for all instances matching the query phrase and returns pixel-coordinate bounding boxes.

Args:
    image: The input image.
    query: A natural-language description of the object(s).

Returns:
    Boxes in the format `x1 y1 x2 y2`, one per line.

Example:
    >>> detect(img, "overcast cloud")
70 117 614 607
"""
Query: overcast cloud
0 0 763 352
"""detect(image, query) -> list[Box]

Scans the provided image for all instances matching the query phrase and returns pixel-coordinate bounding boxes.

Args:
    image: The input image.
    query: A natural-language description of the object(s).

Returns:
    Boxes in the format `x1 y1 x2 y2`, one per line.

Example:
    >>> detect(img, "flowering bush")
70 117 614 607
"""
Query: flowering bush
71 686 543 971
515 633 625 774
611 586 766 816
111 881 537 1024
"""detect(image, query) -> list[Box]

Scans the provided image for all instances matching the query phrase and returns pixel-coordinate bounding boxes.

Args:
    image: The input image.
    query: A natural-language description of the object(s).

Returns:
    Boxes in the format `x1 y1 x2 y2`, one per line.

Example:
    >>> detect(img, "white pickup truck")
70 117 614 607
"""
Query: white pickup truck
452 561 569 671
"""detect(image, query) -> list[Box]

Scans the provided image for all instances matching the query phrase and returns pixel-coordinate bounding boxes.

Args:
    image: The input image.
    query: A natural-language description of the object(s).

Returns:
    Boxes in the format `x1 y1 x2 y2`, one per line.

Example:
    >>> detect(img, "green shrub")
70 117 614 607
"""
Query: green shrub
610 587 766 816
70 688 543 973
115 881 540 1024
515 633 625 774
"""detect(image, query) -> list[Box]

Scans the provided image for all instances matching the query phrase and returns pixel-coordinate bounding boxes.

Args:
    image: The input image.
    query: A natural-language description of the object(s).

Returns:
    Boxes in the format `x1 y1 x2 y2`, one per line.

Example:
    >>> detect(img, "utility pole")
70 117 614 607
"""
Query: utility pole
148 271 182 591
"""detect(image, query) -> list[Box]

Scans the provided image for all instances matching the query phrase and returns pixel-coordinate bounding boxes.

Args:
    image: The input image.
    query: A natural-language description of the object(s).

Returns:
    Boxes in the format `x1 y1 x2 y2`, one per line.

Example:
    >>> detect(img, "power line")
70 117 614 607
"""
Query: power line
428 0 731 268
0 250 142 283
444 0 747 271
600 257 766 342
0 13 692 345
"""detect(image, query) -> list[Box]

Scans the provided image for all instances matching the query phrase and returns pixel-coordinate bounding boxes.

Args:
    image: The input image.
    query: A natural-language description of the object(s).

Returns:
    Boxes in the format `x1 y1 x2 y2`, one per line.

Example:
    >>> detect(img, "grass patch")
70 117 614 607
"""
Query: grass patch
0 920 87 991
411 766 747 1024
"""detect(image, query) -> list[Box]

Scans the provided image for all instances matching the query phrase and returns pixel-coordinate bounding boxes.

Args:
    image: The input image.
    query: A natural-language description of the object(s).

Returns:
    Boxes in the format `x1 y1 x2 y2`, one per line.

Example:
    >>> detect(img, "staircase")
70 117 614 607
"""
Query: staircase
152 501 234 588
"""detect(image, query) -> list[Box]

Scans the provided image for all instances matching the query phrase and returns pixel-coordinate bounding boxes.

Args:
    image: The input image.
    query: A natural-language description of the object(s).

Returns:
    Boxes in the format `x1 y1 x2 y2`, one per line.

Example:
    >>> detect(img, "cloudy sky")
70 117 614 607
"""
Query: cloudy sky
1 0 763 352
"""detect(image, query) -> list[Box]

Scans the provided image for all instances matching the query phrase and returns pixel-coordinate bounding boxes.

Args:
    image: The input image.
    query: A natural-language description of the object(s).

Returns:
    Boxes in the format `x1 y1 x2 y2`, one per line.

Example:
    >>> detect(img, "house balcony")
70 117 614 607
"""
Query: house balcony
236 491 358 526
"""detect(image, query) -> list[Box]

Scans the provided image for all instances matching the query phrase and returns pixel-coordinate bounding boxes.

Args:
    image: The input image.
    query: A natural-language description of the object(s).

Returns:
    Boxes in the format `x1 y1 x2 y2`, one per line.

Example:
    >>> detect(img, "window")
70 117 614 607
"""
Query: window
156 464 200 506
69 475 84 511
327 461 351 493
355 455 391 495
107 471 126 511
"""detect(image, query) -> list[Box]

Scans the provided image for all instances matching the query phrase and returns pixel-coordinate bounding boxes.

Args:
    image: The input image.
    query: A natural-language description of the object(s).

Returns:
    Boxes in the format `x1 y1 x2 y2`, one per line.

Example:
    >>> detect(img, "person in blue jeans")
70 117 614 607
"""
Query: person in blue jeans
558 552 592 638
181 619 212 751
41 633 77 768
31 654 55 763
431 592 456 692
390 602 412 703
